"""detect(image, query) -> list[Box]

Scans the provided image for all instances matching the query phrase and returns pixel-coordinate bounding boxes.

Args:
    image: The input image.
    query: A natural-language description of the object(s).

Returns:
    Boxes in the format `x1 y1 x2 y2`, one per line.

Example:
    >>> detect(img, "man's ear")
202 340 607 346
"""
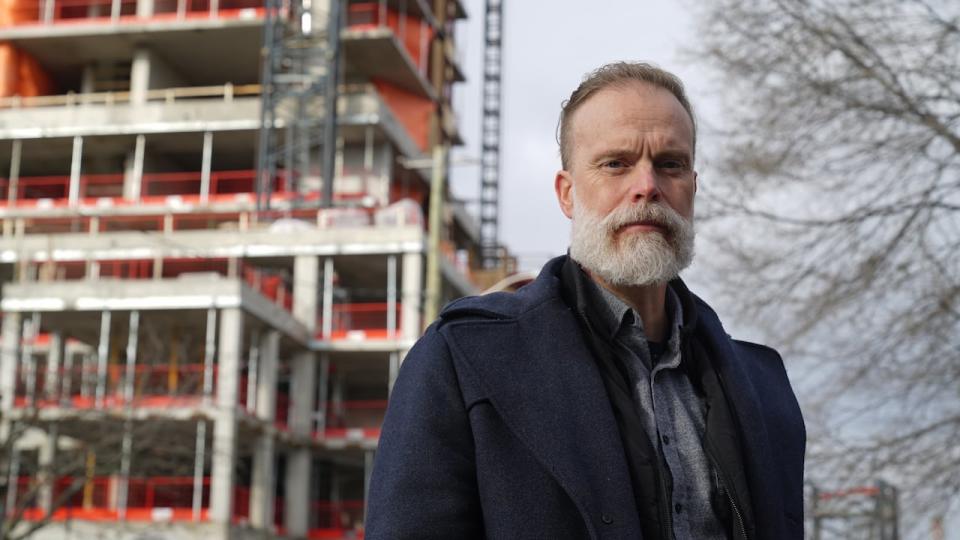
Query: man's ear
555 170 575 219
693 170 698 194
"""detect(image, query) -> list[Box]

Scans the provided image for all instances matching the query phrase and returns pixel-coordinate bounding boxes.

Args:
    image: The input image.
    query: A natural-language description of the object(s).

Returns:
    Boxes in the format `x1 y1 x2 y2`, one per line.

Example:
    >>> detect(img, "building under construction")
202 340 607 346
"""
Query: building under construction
0 0 495 538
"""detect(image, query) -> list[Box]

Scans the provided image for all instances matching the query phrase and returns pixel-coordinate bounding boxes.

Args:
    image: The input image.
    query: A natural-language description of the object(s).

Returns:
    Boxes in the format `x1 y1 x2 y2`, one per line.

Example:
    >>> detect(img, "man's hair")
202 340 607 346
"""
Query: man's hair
558 61 697 169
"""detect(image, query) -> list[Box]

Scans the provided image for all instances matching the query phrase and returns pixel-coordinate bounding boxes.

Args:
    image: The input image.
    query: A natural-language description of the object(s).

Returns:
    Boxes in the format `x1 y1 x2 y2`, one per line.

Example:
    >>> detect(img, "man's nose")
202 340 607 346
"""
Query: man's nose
628 164 661 203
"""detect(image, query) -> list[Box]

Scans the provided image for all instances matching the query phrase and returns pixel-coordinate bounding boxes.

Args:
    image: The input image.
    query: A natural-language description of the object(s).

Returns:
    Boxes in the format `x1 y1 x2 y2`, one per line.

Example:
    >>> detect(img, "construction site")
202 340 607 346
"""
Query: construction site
0 0 509 538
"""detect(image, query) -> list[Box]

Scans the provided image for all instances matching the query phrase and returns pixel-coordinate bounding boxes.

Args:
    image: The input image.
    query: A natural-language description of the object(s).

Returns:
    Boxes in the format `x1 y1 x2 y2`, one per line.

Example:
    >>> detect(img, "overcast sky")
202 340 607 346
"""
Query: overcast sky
451 0 715 272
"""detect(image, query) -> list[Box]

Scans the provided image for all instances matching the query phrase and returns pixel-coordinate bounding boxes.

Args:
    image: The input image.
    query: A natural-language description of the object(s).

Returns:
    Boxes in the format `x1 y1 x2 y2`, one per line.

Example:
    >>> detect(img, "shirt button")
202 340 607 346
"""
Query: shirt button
662 435 670 445
674 503 683 514
601 513 613 524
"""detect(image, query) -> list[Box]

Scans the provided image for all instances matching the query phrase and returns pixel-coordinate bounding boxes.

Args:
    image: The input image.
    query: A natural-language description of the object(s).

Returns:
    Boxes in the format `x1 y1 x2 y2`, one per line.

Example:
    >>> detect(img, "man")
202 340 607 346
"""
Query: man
367 62 805 539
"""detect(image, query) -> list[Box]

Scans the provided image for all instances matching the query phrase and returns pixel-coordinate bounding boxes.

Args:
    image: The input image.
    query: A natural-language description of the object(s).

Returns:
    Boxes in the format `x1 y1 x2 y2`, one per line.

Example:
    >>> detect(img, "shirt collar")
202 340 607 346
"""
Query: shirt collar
580 266 684 351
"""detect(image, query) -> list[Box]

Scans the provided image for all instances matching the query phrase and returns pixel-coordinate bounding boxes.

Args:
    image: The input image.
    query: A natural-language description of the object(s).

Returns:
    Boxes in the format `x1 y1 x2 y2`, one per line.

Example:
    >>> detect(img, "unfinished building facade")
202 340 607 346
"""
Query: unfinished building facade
0 0 475 538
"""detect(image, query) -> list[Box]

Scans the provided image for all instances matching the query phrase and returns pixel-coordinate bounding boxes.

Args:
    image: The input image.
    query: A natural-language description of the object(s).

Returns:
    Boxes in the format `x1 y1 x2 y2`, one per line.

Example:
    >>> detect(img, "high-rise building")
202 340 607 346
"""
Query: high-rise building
0 1 482 538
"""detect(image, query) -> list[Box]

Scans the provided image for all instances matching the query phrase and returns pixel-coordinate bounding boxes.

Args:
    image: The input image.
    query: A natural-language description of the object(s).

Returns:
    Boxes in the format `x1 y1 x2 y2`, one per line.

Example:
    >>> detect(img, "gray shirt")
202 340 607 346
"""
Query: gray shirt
588 280 728 540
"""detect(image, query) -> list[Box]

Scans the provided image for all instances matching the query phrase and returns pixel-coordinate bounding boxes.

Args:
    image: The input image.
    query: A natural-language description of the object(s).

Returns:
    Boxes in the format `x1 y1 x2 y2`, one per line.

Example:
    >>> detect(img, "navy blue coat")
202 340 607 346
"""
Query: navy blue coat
367 257 805 539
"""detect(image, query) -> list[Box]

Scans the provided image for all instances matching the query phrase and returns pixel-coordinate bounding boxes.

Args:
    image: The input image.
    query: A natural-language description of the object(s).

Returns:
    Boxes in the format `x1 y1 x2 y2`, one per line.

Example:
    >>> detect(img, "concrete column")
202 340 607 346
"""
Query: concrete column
388 351 400 395
41 0 54 23
401 252 423 341
123 135 145 202
68 135 83 206
202 308 217 405
321 258 334 339
245 332 259 412
287 352 315 435
255 332 278 423
130 48 150 105
38 424 58 513
80 64 96 94
94 311 111 408
191 420 207 522
387 255 397 338
7 140 20 205
44 332 64 402
250 331 278 529
200 131 213 204
210 308 243 531
316 354 329 435
20 314 38 408
293 256 319 332
136 0 153 17
0 312 22 438
284 351 316 536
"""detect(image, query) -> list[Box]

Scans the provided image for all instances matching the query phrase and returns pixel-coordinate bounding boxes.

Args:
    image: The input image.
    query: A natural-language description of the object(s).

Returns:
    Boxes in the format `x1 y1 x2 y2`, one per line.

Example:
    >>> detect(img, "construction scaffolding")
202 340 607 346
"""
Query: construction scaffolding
255 0 342 211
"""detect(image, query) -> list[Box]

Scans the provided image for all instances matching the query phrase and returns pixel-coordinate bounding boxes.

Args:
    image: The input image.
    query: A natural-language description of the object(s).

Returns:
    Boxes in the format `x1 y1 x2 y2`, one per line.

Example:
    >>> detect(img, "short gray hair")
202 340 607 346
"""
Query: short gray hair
558 61 697 169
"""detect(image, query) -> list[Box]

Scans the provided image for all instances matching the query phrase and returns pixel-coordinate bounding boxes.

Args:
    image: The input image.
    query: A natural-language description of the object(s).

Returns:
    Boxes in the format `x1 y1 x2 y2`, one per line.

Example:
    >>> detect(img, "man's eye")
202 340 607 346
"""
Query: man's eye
602 160 627 170
658 160 686 171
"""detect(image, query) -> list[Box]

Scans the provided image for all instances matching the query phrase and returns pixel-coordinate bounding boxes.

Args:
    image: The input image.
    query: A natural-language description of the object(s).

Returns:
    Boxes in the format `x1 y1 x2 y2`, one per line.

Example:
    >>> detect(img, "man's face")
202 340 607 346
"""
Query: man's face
555 81 697 286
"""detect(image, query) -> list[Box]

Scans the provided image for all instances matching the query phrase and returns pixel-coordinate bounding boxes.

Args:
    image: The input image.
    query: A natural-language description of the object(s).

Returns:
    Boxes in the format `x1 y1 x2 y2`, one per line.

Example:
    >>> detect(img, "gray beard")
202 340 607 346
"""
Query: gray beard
569 197 695 287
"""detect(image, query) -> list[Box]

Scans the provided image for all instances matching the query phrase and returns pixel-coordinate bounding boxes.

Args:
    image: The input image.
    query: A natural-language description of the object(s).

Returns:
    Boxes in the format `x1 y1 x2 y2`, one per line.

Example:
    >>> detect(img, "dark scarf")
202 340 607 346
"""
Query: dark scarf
558 258 755 540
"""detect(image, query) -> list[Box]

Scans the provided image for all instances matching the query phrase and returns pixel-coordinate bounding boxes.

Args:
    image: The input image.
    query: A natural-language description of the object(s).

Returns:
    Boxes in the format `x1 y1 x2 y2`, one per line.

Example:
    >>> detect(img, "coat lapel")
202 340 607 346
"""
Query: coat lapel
696 311 786 537
443 296 641 537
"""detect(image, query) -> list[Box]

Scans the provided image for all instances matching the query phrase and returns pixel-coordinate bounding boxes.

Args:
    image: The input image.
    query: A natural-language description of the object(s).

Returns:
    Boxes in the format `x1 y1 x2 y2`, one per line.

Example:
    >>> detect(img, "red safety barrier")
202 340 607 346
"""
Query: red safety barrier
310 500 365 531
325 399 387 430
345 2 432 71
242 263 293 313
0 169 284 206
126 476 210 510
0 0 265 26
51 0 137 22
141 169 286 198
316 303 401 340
16 476 247 523
18 363 217 409
275 392 289 430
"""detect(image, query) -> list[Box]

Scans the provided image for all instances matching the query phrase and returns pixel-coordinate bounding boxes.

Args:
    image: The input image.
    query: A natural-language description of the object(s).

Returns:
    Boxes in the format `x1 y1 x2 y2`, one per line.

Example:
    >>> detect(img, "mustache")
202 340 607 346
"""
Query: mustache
602 202 688 236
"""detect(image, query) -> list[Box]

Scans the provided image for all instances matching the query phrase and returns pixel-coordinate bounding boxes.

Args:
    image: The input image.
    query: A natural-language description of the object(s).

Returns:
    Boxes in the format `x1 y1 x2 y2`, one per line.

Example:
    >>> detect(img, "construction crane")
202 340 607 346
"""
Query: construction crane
479 0 503 268
255 0 342 213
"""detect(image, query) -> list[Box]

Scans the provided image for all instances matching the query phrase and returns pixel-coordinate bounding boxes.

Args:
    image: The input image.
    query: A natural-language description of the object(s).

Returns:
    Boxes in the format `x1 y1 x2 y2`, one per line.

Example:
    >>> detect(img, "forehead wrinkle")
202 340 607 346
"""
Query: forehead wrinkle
569 86 694 168
583 131 692 163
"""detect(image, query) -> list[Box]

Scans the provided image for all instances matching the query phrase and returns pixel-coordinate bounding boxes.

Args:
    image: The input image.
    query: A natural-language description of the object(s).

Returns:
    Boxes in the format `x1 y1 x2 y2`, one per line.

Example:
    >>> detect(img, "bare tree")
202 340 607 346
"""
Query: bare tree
690 0 960 530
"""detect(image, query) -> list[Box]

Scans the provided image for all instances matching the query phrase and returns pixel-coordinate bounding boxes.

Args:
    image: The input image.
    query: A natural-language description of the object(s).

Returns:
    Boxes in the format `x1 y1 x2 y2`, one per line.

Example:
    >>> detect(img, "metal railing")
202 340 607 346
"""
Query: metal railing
0 0 265 26
316 302 402 340
0 83 261 109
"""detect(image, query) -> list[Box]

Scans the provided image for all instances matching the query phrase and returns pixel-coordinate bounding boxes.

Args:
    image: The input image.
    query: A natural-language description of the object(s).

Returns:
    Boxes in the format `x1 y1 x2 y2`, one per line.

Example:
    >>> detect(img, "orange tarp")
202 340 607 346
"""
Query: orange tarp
0 43 54 97
0 0 53 97
0 0 38 26
373 79 433 152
